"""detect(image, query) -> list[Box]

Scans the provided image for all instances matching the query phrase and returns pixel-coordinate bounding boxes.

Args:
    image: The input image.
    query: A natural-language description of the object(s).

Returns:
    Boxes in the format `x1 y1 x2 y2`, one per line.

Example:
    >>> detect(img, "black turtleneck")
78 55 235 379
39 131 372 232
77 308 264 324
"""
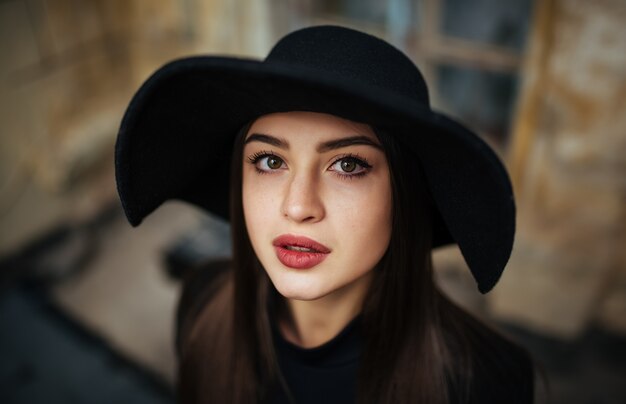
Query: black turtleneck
265 288 363 404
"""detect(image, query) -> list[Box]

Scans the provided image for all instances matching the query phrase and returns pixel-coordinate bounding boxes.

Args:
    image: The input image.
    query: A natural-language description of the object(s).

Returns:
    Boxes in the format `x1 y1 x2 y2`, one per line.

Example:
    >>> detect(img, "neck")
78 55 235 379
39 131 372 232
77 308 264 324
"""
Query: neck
277 271 373 348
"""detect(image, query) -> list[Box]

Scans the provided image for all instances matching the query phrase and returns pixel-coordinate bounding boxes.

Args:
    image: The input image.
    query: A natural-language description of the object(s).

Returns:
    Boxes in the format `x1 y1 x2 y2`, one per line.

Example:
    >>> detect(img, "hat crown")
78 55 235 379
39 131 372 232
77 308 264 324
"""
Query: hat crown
265 25 430 107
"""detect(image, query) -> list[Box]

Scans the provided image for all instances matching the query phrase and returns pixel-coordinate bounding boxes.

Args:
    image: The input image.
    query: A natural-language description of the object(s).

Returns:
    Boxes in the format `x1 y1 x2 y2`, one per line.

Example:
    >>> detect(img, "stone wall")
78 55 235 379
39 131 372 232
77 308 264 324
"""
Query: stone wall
490 0 626 337
0 0 275 257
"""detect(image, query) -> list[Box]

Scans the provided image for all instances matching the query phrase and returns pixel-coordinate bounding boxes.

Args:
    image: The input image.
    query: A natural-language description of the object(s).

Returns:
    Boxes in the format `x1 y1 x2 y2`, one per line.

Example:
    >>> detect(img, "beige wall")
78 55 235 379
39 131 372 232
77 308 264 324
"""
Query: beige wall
491 0 626 337
0 0 275 256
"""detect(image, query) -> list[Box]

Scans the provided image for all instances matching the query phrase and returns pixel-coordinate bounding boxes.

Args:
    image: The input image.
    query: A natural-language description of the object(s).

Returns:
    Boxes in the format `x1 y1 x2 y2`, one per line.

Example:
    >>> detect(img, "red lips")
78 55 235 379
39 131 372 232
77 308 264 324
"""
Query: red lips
272 234 331 269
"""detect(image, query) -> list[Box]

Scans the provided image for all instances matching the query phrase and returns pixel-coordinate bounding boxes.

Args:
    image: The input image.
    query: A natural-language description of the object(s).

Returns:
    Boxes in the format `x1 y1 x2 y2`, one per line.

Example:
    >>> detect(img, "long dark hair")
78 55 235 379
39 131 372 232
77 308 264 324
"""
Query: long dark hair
177 119 533 403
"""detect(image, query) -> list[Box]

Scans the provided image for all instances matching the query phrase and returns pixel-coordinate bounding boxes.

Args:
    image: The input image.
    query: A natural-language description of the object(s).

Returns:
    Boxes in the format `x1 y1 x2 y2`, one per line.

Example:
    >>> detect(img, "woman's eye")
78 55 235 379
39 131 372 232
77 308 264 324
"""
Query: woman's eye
258 155 284 171
340 159 357 172
330 157 369 175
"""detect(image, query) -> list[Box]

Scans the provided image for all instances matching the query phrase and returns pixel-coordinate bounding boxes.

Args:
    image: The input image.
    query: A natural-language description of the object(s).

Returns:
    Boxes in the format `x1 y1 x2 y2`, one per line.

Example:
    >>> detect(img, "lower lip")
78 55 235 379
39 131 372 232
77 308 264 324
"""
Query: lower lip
274 246 329 269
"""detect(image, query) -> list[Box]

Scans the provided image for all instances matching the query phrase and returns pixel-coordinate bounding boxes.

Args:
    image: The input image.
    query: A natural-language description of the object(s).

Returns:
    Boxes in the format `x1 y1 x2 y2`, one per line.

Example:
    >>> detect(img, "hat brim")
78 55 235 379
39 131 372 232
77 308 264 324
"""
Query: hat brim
115 56 515 293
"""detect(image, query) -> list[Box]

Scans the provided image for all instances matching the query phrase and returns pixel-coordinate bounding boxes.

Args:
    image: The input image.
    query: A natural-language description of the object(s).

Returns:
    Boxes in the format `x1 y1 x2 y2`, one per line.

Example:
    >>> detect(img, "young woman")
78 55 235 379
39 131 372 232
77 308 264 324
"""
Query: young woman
116 25 535 403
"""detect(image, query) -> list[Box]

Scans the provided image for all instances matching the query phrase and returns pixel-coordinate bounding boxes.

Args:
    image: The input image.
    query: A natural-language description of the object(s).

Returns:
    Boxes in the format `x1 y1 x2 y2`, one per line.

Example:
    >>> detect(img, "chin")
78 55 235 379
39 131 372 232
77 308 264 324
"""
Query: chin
277 290 321 301
269 272 330 301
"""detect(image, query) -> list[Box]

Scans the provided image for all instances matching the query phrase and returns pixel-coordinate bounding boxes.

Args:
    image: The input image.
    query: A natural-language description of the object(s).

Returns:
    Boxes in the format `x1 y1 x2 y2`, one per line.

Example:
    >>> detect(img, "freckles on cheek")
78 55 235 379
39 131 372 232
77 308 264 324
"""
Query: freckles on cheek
333 197 373 235
244 184 279 223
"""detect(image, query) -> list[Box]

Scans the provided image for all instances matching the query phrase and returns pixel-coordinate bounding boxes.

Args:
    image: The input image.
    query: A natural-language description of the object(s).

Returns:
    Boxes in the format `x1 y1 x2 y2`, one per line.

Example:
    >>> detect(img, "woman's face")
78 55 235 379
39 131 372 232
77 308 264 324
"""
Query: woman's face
242 111 392 301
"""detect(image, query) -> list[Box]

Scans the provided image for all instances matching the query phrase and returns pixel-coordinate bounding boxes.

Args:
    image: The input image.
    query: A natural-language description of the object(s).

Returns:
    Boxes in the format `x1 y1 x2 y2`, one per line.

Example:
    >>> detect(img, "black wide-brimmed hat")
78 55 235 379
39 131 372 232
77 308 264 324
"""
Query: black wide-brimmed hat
115 25 515 293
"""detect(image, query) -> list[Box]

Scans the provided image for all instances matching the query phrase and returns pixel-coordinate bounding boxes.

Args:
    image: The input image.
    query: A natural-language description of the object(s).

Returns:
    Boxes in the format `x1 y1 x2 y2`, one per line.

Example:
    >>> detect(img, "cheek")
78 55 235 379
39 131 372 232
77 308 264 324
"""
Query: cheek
242 172 284 252
330 179 393 262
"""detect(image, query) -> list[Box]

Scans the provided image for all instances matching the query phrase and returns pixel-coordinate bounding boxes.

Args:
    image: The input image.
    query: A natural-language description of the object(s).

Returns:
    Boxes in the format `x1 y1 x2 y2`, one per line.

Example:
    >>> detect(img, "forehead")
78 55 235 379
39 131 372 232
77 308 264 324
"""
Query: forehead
245 111 377 141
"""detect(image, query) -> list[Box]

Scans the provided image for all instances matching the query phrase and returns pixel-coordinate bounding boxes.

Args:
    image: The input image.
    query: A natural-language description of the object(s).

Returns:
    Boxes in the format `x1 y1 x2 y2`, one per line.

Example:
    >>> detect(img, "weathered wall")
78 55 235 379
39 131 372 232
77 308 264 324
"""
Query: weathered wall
491 0 626 337
0 0 275 257
1 0 136 255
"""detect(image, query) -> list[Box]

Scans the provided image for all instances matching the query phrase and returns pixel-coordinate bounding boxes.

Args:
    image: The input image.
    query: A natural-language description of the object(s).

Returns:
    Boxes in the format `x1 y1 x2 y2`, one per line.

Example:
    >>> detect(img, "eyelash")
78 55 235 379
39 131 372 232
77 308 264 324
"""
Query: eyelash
246 150 372 180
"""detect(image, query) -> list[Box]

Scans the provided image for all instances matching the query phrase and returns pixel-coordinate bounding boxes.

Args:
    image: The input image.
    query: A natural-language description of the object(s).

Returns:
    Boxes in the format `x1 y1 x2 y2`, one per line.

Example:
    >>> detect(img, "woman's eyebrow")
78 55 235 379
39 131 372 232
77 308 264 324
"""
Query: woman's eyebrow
316 136 382 152
244 133 382 152
245 133 289 149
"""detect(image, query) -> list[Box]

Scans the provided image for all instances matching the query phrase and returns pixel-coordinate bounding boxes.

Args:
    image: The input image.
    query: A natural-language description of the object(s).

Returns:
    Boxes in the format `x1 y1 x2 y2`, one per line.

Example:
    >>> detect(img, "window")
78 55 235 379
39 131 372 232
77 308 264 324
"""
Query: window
280 0 533 151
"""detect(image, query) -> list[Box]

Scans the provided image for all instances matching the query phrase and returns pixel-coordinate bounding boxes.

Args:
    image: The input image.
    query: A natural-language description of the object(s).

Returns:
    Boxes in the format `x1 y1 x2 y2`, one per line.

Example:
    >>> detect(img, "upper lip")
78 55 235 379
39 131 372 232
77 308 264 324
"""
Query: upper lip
272 234 331 253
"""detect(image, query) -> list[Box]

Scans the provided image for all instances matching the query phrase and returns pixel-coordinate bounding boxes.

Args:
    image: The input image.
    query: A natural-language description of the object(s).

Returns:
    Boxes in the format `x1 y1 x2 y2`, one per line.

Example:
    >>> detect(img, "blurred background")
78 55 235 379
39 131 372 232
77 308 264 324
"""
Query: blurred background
0 0 624 403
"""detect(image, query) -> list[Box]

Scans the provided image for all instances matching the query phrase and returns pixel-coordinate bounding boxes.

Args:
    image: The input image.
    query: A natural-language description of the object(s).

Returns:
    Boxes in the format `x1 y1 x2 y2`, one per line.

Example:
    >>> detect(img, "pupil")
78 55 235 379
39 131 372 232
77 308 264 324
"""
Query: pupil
268 157 281 169
341 159 356 172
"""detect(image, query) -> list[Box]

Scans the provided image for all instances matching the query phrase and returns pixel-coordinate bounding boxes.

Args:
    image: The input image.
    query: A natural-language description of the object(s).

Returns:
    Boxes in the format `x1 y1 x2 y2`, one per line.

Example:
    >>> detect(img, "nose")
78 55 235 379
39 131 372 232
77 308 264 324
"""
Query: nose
281 170 325 223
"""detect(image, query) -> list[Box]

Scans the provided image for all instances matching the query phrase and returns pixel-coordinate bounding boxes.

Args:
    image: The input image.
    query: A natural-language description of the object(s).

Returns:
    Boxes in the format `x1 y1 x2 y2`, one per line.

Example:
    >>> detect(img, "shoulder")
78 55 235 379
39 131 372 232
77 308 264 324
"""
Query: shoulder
175 258 232 356
441 300 535 404
467 323 535 404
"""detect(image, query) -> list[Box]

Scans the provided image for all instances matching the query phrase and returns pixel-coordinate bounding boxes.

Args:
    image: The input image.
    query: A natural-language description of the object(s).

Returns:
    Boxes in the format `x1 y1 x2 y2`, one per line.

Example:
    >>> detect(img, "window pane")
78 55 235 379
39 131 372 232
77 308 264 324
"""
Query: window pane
312 0 389 24
436 64 520 145
442 0 532 51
